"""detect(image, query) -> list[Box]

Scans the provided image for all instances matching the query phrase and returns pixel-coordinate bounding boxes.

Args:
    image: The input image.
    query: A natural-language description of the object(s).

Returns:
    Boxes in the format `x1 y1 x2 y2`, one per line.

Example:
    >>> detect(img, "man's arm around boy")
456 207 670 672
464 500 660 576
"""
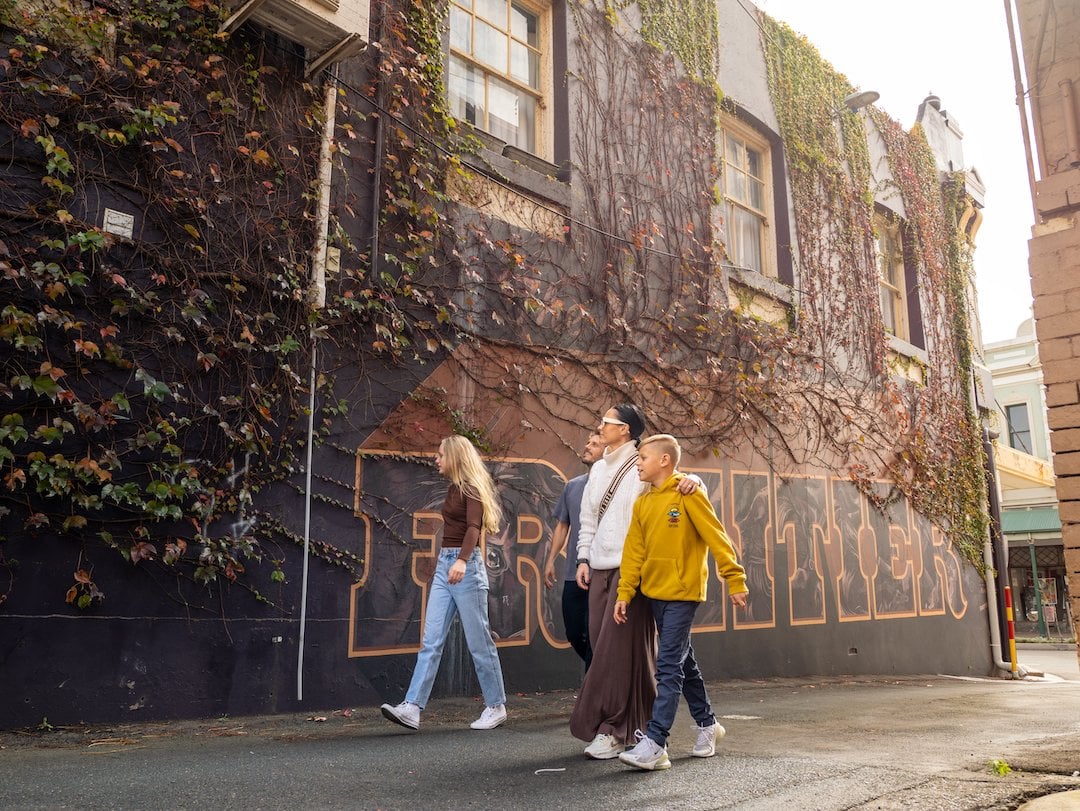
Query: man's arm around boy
611 435 748 771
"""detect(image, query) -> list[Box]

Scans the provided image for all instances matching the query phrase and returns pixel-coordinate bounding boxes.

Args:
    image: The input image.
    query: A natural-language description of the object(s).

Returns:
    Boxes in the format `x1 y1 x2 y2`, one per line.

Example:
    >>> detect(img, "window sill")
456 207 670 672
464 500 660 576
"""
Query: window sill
724 265 793 306
459 143 571 211
887 334 928 363
887 334 929 384
448 130 570 240
721 265 793 327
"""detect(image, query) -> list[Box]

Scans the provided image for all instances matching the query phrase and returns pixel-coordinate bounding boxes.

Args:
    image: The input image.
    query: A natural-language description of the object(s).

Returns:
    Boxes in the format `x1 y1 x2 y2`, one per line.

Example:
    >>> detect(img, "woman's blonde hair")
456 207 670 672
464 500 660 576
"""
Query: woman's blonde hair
439 435 503 534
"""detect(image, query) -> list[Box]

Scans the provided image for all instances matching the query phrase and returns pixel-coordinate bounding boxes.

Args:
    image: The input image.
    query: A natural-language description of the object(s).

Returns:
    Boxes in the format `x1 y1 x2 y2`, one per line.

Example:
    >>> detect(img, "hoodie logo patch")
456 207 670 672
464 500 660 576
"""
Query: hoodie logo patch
667 506 681 527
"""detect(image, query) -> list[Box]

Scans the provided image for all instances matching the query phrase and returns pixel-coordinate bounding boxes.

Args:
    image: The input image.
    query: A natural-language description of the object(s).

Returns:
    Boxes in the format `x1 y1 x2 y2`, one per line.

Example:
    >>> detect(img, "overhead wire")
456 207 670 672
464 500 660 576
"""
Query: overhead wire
249 18 800 286
288 39 726 268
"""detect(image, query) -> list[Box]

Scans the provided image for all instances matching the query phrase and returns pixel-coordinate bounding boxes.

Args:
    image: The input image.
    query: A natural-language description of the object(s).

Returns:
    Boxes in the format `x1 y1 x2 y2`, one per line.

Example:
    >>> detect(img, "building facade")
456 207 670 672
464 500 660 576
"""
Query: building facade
984 318 1072 639
0 0 998 726
1010 0 1080 658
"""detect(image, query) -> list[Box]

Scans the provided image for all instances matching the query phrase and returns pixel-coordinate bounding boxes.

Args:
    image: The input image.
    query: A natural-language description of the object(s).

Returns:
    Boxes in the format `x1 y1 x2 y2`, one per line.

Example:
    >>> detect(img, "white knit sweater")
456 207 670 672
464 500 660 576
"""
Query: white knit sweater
575 441 645 571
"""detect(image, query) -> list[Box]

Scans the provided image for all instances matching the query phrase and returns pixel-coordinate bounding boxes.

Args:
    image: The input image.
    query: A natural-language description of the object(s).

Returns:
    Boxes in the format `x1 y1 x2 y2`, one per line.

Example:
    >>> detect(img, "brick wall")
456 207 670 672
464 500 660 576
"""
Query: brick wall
1029 224 1080 640
1017 0 1080 656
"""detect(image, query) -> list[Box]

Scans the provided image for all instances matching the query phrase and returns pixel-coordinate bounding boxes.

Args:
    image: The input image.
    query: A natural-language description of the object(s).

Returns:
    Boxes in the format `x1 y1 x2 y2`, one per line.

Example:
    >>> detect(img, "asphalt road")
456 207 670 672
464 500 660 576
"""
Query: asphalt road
2 648 1079 810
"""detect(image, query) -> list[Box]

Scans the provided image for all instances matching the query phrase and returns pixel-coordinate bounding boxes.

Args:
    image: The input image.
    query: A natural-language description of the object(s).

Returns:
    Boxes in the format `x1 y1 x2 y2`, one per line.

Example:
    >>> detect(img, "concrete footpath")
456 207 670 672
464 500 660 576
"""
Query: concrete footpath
2 648 1079 810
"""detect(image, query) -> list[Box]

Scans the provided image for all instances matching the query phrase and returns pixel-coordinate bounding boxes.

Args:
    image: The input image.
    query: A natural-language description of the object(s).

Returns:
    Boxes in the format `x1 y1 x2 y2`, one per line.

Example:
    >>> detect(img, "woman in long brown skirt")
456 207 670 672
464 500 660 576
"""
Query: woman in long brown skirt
569 404 699 759
569 567 656 751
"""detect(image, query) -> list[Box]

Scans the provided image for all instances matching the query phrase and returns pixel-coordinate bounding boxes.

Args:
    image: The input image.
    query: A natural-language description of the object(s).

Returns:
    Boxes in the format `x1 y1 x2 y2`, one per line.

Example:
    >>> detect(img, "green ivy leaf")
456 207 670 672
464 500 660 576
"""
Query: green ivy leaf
31 375 62 399
33 425 64 444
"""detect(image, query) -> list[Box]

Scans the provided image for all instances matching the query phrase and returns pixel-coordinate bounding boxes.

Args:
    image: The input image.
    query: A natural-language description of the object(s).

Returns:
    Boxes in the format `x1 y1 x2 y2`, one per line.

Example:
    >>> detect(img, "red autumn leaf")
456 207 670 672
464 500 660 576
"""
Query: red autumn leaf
39 362 66 380
74 339 101 357
25 512 50 529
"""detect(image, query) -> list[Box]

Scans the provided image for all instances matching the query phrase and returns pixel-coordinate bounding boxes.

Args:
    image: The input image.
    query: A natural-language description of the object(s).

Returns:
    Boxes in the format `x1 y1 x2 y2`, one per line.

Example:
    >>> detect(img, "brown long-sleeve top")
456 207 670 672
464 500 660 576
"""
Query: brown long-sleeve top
441 484 483 562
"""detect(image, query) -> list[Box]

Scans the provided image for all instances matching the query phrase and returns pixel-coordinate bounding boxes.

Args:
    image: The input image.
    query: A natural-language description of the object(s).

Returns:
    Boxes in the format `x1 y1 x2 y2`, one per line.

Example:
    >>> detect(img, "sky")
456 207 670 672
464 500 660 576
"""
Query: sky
754 0 1035 345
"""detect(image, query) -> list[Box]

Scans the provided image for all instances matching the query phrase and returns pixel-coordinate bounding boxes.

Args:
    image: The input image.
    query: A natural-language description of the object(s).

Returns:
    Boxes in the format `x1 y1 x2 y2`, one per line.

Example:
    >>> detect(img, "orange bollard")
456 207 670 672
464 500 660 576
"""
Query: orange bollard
1004 585 1018 675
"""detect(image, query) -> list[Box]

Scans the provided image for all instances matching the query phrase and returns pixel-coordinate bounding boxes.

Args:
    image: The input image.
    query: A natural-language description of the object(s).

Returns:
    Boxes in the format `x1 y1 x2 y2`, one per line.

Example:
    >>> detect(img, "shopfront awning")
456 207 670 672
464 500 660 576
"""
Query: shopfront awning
1000 506 1061 535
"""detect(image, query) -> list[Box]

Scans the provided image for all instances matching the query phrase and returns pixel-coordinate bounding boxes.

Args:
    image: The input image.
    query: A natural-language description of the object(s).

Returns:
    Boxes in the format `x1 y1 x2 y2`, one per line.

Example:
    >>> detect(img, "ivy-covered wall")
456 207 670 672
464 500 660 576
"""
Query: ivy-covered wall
0 0 993 728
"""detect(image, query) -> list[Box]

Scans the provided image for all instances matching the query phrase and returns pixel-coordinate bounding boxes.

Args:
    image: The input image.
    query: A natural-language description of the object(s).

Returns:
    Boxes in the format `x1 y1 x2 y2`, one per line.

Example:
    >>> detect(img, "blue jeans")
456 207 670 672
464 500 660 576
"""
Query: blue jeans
405 548 506 709
645 599 715 746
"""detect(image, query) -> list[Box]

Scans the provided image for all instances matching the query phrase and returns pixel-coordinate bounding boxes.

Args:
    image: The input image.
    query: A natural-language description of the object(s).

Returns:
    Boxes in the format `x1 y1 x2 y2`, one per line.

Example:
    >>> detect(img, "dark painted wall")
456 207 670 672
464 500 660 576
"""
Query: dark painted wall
0 2 992 730
1 447 989 728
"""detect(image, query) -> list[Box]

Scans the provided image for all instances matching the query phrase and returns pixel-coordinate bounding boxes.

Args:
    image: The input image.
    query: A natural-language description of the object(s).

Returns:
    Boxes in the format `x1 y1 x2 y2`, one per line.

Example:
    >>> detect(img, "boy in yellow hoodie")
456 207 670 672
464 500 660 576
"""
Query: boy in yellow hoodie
613 434 749 771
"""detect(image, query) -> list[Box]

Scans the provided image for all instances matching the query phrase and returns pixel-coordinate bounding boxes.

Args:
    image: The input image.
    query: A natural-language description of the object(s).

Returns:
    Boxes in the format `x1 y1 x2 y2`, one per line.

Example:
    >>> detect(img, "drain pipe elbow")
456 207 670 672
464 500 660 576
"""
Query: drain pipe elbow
984 536 1028 679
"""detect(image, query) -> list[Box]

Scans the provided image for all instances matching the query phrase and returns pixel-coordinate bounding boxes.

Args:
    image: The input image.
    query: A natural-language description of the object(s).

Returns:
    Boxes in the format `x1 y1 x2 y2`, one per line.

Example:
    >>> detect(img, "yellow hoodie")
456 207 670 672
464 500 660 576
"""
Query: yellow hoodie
617 473 747 604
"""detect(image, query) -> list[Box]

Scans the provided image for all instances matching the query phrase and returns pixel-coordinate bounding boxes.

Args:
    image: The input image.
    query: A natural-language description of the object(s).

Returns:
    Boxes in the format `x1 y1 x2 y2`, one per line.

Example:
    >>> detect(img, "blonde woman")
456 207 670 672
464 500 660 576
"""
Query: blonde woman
381 435 508 731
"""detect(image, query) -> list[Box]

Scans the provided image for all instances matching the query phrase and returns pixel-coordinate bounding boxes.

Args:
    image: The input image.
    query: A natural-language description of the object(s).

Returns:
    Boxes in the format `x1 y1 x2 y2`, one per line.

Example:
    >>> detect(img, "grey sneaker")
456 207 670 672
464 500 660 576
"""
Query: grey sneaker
692 722 726 757
583 732 622 759
618 731 671 771
470 704 507 730
380 701 420 730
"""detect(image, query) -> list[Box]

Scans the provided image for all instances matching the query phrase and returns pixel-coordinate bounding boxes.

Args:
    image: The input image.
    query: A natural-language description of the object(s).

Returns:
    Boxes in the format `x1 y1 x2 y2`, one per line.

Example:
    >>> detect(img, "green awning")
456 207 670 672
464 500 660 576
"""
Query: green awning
1000 506 1061 535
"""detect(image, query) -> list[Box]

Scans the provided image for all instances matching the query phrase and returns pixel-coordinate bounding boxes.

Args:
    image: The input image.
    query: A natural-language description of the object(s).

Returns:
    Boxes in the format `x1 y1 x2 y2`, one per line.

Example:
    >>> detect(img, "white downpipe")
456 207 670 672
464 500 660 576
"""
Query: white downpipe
984 430 1027 679
984 535 1024 679
297 70 337 702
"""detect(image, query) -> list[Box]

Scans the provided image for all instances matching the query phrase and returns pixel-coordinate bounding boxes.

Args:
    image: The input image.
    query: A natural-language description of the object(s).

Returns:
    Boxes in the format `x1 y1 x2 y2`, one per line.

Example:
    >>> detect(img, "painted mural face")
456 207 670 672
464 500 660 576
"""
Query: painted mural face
349 453 565 653
349 454 976 677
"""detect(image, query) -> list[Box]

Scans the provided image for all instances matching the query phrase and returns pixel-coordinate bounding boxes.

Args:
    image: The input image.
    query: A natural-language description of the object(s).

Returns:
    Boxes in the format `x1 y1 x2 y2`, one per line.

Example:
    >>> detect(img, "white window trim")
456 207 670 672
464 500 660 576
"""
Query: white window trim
874 213 909 343
447 0 553 161
718 114 776 279
1004 401 1034 456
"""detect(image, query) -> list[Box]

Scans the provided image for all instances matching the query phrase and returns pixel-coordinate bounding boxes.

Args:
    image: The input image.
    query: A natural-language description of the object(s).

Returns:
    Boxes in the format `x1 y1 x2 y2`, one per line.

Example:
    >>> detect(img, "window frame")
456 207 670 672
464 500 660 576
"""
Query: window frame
718 114 776 279
1005 402 1034 456
873 211 910 343
447 0 553 160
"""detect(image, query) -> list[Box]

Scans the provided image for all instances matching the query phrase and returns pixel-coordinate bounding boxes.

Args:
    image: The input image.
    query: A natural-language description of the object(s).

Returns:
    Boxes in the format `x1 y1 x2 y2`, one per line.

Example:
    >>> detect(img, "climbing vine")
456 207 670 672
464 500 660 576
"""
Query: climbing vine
0 0 357 608
0 0 991 620
634 0 719 80
761 16 987 563
870 109 988 563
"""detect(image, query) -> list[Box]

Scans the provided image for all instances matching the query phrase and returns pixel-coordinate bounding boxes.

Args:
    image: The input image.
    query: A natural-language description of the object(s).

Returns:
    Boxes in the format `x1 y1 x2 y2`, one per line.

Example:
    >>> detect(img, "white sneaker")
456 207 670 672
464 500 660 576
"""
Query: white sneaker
470 704 507 730
692 722 725 757
618 731 671 771
583 732 622 759
380 701 420 730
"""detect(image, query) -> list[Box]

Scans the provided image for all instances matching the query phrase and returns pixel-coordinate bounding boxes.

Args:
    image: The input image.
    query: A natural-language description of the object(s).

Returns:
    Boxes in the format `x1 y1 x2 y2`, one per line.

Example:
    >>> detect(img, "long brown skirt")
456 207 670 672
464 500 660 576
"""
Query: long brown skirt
569 567 657 745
